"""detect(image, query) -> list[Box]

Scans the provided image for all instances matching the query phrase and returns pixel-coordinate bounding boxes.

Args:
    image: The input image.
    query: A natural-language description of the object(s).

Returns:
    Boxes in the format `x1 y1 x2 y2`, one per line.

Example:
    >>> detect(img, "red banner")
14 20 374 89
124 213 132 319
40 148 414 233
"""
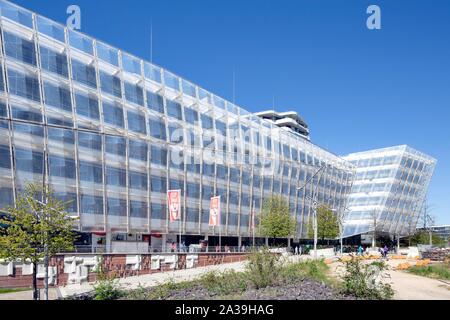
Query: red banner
168 190 181 222
209 196 221 226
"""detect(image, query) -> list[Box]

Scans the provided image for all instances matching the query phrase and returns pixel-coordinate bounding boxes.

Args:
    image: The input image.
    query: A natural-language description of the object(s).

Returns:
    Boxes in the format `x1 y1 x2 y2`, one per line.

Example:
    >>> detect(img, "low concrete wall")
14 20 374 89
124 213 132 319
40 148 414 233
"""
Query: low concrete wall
0 252 248 289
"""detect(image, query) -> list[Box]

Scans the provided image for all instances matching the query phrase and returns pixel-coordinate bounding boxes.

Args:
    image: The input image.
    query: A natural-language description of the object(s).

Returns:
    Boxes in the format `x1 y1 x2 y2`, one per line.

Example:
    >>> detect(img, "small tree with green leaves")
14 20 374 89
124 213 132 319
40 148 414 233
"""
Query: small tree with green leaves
259 196 296 244
307 205 339 243
0 183 78 300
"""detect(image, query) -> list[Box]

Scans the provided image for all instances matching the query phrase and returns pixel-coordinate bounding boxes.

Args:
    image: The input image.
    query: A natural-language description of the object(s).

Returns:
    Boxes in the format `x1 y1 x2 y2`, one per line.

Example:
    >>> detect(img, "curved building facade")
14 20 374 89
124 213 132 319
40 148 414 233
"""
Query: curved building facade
0 0 354 242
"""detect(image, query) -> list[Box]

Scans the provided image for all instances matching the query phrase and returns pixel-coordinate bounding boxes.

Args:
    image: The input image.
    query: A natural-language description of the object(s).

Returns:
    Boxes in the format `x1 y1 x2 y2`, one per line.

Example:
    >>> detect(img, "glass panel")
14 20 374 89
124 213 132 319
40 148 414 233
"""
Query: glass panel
3 31 36 66
150 145 167 166
80 194 103 215
163 71 179 90
151 175 166 193
144 63 161 83
78 131 102 151
127 110 147 134
100 71 122 98
0 145 11 169
40 46 69 78
129 171 148 190
68 30 93 55
49 155 76 179
105 135 126 156
79 160 102 183
36 15 65 42
44 81 72 112
166 100 182 120
11 104 42 123
130 200 147 218
0 1 33 28
102 100 124 128
107 197 127 216
149 116 166 140
96 42 119 66
182 80 196 97
124 82 144 106
146 91 164 113
122 53 141 76
184 107 198 125
106 166 126 187
75 91 99 120
71 59 97 89
7 69 41 102
129 139 148 161
14 148 44 174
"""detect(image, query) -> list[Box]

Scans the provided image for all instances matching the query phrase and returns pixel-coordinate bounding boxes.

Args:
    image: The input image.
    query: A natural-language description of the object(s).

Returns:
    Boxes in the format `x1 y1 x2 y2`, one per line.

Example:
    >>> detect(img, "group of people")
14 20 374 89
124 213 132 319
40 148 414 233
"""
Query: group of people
357 244 389 258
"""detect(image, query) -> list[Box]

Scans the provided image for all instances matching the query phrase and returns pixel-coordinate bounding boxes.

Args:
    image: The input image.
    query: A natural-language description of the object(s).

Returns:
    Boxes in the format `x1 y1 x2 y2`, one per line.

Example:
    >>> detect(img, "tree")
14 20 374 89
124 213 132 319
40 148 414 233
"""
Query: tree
307 205 339 242
0 183 78 300
259 196 296 243
409 230 446 247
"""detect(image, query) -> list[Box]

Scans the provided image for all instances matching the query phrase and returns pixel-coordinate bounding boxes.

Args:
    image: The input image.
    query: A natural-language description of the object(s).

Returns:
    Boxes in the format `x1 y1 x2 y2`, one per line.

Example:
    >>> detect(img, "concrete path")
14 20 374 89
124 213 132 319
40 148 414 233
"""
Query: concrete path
388 269 450 300
0 288 59 301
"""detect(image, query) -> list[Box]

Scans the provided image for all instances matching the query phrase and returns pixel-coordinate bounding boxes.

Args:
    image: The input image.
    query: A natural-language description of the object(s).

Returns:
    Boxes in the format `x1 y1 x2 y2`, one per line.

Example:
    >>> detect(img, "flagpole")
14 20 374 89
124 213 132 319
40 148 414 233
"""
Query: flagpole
252 200 256 247
179 189 182 253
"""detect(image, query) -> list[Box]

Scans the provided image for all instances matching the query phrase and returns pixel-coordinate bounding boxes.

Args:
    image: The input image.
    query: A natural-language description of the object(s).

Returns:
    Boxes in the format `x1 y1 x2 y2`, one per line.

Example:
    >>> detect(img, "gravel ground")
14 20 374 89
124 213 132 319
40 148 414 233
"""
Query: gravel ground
136 278 356 300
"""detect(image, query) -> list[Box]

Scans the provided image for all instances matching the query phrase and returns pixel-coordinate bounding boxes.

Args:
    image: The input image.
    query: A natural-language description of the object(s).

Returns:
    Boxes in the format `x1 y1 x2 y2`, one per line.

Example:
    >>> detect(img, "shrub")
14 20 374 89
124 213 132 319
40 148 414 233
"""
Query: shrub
342 259 394 300
408 264 450 280
280 260 329 283
200 270 247 295
93 278 123 300
245 247 281 289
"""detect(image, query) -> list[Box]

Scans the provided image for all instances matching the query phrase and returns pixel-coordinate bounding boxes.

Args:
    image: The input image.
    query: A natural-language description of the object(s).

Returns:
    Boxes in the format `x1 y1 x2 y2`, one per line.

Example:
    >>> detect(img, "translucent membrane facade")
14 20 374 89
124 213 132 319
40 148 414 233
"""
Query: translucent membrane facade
0 0 355 238
342 146 436 238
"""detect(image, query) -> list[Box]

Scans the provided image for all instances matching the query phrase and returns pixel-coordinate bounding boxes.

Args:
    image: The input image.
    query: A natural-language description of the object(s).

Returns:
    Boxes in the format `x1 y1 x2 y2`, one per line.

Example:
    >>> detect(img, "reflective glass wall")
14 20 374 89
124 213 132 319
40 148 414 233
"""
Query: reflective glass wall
343 146 436 237
0 0 354 238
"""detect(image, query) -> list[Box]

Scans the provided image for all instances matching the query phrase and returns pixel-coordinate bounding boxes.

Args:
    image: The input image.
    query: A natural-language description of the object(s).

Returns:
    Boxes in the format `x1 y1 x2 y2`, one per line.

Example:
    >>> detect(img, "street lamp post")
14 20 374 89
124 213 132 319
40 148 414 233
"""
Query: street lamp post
297 165 326 260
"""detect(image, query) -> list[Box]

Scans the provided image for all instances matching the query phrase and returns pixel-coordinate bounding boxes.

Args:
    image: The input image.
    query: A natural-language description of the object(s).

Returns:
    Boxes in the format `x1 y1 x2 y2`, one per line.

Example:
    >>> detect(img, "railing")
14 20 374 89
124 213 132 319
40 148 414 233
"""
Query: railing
60 245 292 254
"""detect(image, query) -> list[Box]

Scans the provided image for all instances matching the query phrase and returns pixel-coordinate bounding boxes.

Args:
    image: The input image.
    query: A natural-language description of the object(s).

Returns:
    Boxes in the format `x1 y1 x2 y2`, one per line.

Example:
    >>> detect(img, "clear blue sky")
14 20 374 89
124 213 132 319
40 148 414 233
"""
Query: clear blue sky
15 0 450 224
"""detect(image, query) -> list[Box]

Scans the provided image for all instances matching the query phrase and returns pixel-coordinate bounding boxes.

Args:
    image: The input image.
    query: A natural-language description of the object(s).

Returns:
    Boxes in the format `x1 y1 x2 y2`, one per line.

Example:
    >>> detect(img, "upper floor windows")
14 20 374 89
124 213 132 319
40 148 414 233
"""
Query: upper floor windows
75 91 99 120
43 81 72 112
71 59 97 89
102 101 124 128
7 69 41 102
127 110 147 135
124 82 144 106
100 71 122 98
146 91 164 113
166 99 182 120
40 46 68 78
3 31 36 66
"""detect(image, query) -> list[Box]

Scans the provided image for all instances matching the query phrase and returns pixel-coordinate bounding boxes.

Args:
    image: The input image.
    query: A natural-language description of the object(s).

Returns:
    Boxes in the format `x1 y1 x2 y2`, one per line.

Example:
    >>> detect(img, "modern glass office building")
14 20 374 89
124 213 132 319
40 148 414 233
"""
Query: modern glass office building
0 0 355 244
342 146 436 238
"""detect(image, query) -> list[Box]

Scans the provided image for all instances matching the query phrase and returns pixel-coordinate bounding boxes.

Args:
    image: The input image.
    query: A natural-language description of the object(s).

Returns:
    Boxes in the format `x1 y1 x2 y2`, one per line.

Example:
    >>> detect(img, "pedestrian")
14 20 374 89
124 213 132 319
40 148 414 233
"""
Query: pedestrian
358 245 363 256
295 246 298 255
383 245 389 258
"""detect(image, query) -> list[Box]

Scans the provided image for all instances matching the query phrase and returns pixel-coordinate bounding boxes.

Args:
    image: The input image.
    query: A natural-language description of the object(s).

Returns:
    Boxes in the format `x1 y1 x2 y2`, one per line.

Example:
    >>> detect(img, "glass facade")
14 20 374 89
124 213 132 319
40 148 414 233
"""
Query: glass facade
343 146 436 238
1 1 436 241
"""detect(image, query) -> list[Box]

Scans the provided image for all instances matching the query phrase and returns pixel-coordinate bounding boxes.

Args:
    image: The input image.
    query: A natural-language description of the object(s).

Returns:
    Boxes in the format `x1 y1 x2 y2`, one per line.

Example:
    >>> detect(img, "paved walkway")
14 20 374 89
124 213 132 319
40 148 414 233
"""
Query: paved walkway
0 288 59 300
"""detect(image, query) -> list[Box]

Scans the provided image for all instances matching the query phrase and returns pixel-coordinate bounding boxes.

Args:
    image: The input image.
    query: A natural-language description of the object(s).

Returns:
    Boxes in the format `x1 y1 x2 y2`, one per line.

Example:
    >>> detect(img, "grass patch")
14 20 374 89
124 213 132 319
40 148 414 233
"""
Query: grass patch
408 264 450 280
0 287 30 294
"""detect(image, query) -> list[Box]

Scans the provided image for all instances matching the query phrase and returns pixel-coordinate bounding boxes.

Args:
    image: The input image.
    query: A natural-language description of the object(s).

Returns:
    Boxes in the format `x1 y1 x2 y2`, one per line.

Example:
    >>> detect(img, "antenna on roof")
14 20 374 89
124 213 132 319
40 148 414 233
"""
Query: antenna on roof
150 19 153 63
232 67 236 104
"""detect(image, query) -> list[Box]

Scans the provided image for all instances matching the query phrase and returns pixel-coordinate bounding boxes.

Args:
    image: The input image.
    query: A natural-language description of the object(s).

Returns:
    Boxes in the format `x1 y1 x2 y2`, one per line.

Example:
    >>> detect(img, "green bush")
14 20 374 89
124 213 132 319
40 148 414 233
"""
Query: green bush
93 278 123 300
280 260 329 283
245 247 281 289
200 270 247 295
342 259 394 300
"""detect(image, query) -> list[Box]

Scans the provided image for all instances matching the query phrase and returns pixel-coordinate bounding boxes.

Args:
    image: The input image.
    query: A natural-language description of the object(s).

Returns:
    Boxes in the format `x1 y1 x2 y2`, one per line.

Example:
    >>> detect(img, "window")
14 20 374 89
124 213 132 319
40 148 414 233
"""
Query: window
3 31 36 66
96 42 119 66
127 110 147 134
47 116 73 128
14 148 43 173
69 30 93 55
107 197 127 216
201 114 213 129
146 91 164 113
151 146 167 166
105 135 126 156
102 101 124 128
202 185 214 200
75 91 99 120
149 117 167 140
80 194 103 215
186 207 199 222
151 175 166 193
7 69 41 102
79 161 103 183
129 171 148 190
184 107 198 125
166 100 183 120
100 71 122 98
40 46 68 77
215 120 226 136
106 166 126 187
48 131 73 150
71 59 97 89
49 155 76 179
11 104 42 123
0 187 14 209
124 82 144 106
186 182 200 199
0 66 4 92
130 200 148 218
202 163 214 176
0 145 11 168
129 139 148 161
78 132 102 151
44 81 72 112
230 168 240 183
37 16 65 42
13 122 44 136
54 192 77 213
150 203 166 219
168 123 183 143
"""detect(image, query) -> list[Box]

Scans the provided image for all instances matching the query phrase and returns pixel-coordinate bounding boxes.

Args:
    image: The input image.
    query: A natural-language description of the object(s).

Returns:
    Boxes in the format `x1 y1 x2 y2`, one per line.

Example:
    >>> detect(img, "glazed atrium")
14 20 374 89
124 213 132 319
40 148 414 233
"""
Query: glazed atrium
0 0 356 246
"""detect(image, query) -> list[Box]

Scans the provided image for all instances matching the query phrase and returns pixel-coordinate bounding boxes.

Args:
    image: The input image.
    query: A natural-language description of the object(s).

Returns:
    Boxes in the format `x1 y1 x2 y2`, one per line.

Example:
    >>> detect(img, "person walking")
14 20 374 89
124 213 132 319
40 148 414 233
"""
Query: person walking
383 245 389 259
358 245 363 256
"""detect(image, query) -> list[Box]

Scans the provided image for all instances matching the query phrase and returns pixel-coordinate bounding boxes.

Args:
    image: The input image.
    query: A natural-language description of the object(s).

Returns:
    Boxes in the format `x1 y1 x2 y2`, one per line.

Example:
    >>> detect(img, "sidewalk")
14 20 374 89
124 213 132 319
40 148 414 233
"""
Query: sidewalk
0 288 59 301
